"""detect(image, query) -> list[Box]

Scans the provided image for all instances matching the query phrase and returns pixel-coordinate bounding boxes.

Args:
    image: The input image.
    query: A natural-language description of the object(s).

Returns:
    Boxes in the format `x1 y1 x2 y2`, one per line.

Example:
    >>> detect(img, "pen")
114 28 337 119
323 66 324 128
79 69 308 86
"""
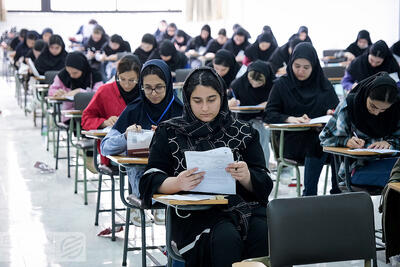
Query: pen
353 131 358 138
230 88 236 99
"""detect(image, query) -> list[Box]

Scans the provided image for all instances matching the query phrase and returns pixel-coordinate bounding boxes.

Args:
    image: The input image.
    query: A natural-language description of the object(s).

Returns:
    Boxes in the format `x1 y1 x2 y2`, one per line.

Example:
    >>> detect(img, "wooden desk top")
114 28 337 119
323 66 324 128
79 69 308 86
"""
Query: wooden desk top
328 77 342 82
107 155 148 165
230 105 265 111
323 146 398 156
266 123 323 129
46 96 73 102
173 82 184 88
61 110 82 115
388 182 400 193
82 130 107 138
153 194 228 205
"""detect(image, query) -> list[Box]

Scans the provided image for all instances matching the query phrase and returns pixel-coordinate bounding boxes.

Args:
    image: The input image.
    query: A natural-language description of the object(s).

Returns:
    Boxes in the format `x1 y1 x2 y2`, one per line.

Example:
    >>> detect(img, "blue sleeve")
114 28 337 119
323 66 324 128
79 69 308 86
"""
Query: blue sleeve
341 71 355 92
100 128 127 156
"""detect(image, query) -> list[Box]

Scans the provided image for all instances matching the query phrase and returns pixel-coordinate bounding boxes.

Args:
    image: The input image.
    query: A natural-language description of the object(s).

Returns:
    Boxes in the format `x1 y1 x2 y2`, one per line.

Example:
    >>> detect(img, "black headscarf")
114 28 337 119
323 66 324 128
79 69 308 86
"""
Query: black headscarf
391 40 400 57
174 30 191 47
41 28 53 39
34 34 67 75
14 30 40 63
222 27 250 56
212 49 240 88
115 54 142 105
134 33 157 65
58 51 103 89
102 34 131 56
288 26 312 44
346 72 400 138
347 40 400 83
345 30 372 58
84 25 108 52
244 32 278 62
187 25 212 51
113 59 183 133
262 25 278 47
154 40 188 71
279 42 338 115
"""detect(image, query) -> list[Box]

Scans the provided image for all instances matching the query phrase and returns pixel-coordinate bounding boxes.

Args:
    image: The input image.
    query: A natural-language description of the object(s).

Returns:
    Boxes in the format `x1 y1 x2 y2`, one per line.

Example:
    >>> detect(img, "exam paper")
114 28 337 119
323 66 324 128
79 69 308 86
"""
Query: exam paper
185 147 236 195
268 115 332 127
157 194 217 201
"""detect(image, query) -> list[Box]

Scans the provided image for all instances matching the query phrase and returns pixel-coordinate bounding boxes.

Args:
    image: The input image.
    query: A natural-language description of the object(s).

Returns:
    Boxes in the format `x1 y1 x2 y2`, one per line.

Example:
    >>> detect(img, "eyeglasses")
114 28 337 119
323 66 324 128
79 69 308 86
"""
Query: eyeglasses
141 85 166 94
117 76 138 85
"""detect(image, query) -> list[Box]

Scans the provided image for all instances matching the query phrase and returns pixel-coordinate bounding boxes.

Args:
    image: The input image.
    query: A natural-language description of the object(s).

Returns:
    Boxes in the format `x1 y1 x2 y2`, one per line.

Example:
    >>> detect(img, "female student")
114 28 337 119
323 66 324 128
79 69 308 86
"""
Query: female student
139 67 272 267
172 30 192 52
261 25 278 47
289 26 312 43
82 55 142 166
211 49 240 88
101 59 183 224
243 32 278 66
100 34 131 81
264 42 340 196
49 51 103 121
186 24 212 54
391 40 400 64
149 40 188 72
41 27 53 43
14 30 39 67
25 39 46 64
84 25 108 70
222 27 250 63
34 34 68 75
342 40 400 91
229 60 275 166
161 23 177 41
320 72 400 187
344 30 372 61
134 33 157 65
268 37 305 73
203 28 228 58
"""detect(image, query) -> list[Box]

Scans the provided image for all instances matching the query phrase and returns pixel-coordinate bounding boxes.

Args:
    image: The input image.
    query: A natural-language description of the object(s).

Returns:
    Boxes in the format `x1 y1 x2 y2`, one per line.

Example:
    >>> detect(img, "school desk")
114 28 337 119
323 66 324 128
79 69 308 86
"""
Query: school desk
230 105 266 114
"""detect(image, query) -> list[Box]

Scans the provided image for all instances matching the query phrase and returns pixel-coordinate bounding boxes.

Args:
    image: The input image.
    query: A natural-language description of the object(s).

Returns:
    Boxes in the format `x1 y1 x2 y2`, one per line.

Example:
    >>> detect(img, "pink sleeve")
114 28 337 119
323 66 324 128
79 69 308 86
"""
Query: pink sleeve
92 81 104 92
49 76 71 96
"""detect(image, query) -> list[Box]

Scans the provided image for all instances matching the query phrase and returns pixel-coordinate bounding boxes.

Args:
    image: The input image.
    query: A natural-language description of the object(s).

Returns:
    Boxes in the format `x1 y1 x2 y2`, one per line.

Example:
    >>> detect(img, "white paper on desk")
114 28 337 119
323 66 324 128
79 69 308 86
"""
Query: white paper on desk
268 115 332 127
350 148 400 154
65 96 74 101
157 194 217 201
389 72 400 82
185 147 236 195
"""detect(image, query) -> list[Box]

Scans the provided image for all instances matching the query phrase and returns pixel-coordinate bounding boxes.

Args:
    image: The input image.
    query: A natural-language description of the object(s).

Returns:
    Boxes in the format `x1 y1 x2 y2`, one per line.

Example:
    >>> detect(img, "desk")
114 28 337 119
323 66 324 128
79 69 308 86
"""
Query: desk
323 147 398 192
82 130 107 139
153 194 228 206
230 105 265 114
267 123 323 197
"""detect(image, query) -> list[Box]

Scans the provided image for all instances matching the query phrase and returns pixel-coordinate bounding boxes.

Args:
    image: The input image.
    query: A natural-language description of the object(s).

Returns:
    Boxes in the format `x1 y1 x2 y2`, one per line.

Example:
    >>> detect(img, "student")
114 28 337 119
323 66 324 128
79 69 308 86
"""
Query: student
268 37 305 73
186 24 212 54
222 27 250 63
229 60 275 166
342 40 400 91
82 55 141 166
9 28 27 52
25 39 46 64
70 19 97 45
49 52 103 122
263 42 340 196
243 32 278 66
100 34 131 81
203 28 228 58
139 67 273 267
14 30 39 67
320 72 400 187
344 30 372 61
134 33 157 65
41 28 53 43
100 59 183 224
261 25 278 47
84 25 109 70
390 40 400 64
34 34 68 75
161 23 177 41
154 19 168 43
173 30 192 52
210 49 240 88
148 40 188 72
232 23 251 39
289 26 312 44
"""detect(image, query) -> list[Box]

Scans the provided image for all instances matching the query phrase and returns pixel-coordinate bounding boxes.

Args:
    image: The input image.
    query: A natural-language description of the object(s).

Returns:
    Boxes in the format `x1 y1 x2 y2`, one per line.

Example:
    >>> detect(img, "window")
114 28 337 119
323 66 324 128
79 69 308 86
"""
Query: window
51 0 116 11
5 0 41 11
116 0 182 11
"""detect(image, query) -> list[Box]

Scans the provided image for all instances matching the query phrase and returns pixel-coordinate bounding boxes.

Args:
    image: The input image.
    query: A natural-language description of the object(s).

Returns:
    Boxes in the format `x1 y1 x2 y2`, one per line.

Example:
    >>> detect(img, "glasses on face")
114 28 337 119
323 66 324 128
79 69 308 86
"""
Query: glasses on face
141 84 166 94
117 76 138 85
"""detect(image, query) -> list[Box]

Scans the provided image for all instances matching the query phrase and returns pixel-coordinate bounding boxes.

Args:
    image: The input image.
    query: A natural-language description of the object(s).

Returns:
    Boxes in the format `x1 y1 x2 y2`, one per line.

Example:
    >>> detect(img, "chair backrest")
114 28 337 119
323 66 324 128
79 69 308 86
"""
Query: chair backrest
44 70 60 85
322 65 346 78
267 192 376 267
323 49 344 57
175 68 192 83
74 92 95 111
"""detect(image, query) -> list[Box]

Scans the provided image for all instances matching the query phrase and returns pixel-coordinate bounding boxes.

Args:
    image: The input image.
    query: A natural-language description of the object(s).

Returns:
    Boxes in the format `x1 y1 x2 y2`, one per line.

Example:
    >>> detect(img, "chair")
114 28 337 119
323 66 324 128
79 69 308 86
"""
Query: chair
322 49 346 65
266 192 377 267
322 65 346 79
175 68 192 83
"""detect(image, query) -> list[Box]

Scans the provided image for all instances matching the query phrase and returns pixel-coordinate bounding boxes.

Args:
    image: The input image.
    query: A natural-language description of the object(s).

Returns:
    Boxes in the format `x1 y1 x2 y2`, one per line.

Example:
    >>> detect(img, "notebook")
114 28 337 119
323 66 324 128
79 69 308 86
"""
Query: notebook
28 58 45 80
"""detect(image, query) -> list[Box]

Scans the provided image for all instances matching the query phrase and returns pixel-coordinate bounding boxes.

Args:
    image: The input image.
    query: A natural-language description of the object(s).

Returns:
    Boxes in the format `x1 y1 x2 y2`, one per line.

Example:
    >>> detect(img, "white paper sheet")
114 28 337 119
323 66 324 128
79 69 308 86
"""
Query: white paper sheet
350 148 400 154
157 194 218 201
389 72 400 82
268 115 332 127
185 147 236 195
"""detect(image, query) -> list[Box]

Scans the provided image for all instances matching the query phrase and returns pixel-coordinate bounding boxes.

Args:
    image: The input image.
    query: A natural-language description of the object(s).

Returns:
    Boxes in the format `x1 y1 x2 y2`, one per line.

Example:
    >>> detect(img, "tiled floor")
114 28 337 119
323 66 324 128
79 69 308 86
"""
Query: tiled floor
0 74 395 267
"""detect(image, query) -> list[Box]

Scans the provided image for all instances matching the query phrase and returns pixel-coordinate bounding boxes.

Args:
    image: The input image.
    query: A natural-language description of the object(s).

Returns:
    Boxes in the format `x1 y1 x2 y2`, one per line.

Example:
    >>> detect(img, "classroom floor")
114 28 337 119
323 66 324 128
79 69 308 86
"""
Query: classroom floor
0 75 394 267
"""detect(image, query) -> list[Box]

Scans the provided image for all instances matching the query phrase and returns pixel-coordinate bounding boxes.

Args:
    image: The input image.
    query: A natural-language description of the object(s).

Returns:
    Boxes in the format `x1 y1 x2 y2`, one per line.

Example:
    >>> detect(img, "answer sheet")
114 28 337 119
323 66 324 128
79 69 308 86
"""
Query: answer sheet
350 148 400 154
185 147 236 194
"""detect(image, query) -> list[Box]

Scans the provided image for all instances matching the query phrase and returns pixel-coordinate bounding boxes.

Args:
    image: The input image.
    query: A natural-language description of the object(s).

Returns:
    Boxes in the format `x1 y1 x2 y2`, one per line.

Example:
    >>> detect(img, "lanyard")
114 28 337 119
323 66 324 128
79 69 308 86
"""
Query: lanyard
146 95 175 126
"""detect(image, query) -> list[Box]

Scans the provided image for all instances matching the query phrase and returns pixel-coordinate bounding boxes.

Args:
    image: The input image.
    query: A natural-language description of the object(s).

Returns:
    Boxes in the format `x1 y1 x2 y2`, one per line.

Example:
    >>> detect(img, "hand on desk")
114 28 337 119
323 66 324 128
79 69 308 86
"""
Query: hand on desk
101 116 118 128
66 88 83 97
367 141 390 149
53 89 67 97
177 168 205 191
347 136 365 148
286 114 310 124
326 109 335 115
125 124 143 137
